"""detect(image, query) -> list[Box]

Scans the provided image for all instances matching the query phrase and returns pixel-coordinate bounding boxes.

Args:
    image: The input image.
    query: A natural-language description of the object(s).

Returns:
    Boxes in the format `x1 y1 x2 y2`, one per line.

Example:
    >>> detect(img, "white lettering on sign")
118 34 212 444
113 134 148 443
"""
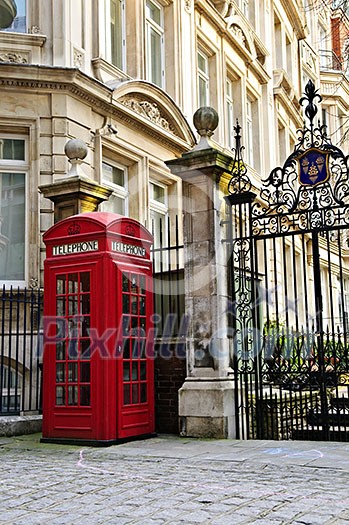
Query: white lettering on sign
111 241 146 257
52 240 99 256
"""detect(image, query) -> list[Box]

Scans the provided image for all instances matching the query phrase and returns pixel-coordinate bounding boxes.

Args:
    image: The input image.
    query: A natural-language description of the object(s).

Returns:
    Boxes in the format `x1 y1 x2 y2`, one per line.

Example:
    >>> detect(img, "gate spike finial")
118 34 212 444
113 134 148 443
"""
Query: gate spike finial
227 119 252 194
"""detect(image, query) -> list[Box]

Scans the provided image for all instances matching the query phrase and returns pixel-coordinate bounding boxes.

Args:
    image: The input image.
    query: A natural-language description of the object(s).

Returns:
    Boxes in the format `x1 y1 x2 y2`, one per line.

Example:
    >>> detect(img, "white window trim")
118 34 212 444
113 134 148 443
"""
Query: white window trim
197 48 210 107
101 0 126 70
226 78 234 148
101 160 129 216
145 0 165 87
149 181 169 231
0 134 28 288
246 98 253 166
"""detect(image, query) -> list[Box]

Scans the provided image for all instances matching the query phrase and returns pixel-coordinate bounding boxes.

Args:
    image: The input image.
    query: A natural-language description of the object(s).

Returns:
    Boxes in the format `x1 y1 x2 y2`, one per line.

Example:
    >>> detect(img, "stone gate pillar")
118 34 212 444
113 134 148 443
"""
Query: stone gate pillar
166 108 236 438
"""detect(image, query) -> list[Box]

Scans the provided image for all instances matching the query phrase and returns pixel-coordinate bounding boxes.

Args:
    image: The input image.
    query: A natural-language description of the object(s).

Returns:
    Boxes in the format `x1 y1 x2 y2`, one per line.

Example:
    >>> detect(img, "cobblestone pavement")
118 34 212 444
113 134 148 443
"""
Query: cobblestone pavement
1 434 349 524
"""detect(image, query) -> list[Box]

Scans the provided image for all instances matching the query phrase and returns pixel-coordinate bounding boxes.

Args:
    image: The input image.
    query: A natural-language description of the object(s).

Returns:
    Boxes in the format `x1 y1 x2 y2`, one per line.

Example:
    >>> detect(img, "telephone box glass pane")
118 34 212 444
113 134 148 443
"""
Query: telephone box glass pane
140 383 147 403
81 339 91 359
80 362 90 382
68 274 78 293
56 275 66 294
56 318 67 339
80 272 90 292
68 339 78 360
140 297 145 315
140 276 146 294
132 340 140 358
123 339 130 359
56 297 66 316
68 297 78 315
80 386 90 406
132 384 139 404
68 362 78 382
132 362 138 380
122 316 130 335
82 316 90 337
123 362 130 381
123 384 131 405
81 295 90 314
56 341 66 360
56 386 65 405
68 386 78 405
122 295 130 313
131 296 138 314
56 363 65 383
140 339 146 358
122 273 129 292
131 274 138 291
140 361 146 380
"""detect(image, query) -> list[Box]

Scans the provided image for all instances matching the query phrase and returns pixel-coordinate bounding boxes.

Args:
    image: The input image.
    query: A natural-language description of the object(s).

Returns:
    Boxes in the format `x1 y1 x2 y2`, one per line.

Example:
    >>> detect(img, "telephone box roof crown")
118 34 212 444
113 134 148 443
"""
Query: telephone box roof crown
43 212 153 242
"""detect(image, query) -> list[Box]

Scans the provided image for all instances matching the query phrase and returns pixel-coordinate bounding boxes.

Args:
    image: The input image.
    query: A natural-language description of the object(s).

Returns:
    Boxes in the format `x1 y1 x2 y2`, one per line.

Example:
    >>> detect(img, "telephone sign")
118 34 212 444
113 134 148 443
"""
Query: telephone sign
41 212 155 445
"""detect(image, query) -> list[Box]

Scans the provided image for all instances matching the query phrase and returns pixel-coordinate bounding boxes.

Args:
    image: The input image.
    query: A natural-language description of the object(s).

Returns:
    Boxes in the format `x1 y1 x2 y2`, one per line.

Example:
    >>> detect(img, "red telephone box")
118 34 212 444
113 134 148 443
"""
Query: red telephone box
41 212 155 445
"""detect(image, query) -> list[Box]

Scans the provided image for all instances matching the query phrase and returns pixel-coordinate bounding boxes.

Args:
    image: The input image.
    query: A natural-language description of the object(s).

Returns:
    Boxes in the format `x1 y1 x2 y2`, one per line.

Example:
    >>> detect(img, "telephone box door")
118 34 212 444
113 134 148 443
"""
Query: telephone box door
43 262 101 440
117 266 154 438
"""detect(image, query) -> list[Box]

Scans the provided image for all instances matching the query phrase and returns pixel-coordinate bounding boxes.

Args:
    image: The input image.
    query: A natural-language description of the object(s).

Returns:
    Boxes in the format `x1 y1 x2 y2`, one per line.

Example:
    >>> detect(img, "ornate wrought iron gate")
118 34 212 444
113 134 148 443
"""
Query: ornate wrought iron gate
224 81 349 441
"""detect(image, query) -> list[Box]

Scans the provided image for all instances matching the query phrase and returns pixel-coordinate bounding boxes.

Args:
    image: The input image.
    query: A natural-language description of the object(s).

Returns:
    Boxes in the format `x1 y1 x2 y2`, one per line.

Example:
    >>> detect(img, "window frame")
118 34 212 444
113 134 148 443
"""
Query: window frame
197 48 210 108
102 0 126 71
145 0 165 88
0 134 28 287
226 77 234 148
149 180 168 237
245 97 253 166
101 159 129 216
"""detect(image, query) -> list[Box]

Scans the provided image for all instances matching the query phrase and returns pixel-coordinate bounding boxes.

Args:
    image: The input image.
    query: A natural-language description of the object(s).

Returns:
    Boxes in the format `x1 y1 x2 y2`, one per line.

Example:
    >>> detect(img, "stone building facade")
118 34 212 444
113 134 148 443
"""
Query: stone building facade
0 0 347 289
1 0 349 435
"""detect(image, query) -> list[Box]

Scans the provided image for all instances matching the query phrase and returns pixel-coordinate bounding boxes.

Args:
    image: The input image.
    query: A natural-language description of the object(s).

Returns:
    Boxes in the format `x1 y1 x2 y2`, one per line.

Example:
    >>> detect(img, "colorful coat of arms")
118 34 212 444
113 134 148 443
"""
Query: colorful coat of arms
296 148 330 186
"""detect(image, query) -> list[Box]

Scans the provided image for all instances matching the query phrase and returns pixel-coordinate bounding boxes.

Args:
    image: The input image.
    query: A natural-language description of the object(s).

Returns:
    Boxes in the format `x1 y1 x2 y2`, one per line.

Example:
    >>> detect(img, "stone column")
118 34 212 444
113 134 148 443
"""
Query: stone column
166 107 236 438
39 139 112 223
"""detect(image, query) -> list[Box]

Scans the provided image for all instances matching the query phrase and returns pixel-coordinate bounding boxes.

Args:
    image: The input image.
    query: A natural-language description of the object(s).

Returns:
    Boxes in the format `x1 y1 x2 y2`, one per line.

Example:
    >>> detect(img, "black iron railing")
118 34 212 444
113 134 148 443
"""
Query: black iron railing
319 49 342 72
0 286 43 415
150 215 186 341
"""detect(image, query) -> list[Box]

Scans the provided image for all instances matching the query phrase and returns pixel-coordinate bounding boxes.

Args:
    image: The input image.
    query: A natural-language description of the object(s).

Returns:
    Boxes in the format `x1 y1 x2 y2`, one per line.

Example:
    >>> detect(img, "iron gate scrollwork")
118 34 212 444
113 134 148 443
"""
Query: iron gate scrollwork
224 80 349 441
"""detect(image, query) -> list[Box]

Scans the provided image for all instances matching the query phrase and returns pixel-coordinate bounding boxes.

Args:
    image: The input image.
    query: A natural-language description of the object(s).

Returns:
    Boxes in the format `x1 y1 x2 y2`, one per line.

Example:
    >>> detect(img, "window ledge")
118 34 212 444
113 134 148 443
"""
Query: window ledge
91 57 131 85
0 31 46 64
0 31 46 47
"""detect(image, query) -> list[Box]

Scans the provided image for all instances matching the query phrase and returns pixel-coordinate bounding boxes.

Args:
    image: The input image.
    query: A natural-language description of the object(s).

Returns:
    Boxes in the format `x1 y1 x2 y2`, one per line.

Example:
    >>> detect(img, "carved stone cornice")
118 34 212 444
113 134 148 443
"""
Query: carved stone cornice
0 64 195 155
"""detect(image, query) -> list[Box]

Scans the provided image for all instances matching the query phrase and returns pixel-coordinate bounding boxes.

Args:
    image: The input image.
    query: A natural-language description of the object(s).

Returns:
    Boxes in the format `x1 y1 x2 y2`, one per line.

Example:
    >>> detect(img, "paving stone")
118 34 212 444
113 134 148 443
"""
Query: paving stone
2 435 349 524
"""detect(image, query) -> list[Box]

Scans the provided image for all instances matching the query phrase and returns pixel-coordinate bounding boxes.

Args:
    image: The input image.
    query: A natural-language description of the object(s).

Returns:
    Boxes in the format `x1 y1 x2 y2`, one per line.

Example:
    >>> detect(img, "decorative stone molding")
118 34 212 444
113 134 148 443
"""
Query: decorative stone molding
73 47 84 69
30 25 42 34
226 16 254 56
184 0 192 12
211 0 234 17
0 52 28 63
119 96 175 133
300 40 317 74
29 277 39 290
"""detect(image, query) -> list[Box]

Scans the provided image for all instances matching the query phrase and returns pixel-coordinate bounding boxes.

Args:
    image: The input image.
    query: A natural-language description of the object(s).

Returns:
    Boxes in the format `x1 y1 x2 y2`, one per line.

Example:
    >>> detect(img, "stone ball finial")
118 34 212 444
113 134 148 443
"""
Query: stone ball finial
193 107 219 138
65 138 88 161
